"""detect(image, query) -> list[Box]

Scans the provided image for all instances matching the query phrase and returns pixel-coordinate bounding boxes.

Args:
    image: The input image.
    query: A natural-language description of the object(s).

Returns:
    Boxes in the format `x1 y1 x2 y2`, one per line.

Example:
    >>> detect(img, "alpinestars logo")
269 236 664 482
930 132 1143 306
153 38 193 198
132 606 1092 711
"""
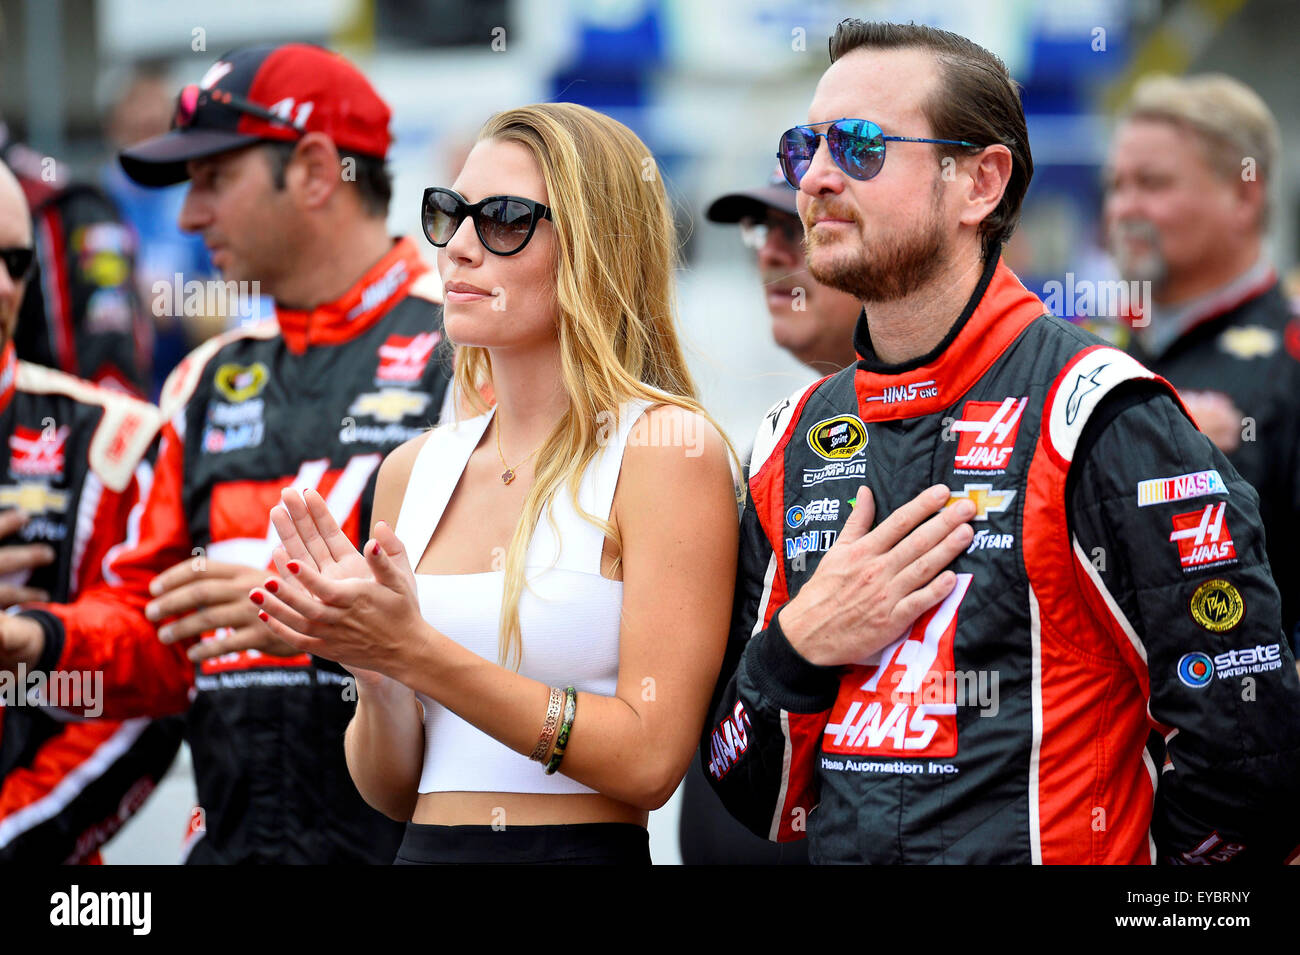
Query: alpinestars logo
1169 502 1236 572
1065 364 1108 425
951 397 1026 473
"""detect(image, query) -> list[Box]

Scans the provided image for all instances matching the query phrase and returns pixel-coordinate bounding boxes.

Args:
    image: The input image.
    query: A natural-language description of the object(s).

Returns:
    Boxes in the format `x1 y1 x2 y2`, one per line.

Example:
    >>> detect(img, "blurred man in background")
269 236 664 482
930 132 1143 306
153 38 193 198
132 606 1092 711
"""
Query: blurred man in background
707 169 861 375
0 123 152 396
1105 73 1300 648
0 160 181 864
0 43 453 863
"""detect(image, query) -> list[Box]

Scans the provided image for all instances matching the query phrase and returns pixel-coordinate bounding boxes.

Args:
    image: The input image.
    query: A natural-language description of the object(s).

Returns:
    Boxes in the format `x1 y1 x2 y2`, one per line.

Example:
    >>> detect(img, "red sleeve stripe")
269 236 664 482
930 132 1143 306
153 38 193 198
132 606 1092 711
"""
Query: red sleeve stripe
0 719 149 850
769 709 824 842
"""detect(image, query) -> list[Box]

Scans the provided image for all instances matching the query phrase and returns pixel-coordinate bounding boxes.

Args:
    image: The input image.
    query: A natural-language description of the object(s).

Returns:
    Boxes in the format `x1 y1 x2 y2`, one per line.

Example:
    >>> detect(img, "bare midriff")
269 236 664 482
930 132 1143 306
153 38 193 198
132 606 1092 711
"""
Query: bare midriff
412 790 648 828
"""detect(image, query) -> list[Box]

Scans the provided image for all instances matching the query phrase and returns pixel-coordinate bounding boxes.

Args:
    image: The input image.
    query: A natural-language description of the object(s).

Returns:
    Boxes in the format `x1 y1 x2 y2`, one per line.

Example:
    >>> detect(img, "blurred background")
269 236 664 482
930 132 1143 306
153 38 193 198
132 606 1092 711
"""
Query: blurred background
1 0 1295 863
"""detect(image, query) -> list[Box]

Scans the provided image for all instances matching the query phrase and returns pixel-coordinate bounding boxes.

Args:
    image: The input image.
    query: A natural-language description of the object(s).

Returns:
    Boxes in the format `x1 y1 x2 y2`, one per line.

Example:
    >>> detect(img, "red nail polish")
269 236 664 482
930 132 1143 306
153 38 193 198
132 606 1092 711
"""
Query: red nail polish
266 579 279 594
250 591 264 605
258 610 269 622
287 561 300 574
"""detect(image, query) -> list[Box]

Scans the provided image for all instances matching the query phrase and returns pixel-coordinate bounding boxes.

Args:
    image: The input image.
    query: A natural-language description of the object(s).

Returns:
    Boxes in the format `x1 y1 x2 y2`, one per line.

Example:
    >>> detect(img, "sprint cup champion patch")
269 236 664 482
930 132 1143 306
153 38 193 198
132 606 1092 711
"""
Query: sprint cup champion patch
806 414 867 461
1189 579 1244 633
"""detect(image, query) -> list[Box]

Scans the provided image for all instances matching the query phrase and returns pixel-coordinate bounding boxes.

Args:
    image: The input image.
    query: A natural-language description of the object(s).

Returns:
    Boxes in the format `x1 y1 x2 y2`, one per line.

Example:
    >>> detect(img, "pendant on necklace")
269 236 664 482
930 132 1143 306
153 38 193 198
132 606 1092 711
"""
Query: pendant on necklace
501 469 516 485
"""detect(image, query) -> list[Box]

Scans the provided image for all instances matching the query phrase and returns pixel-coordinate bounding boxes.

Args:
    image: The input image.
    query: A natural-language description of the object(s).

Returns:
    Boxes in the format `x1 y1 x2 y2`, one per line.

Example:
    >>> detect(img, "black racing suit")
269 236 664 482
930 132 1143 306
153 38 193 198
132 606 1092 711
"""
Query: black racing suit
0 344 182 862
26 237 454 863
1122 274 1300 647
704 256 1300 864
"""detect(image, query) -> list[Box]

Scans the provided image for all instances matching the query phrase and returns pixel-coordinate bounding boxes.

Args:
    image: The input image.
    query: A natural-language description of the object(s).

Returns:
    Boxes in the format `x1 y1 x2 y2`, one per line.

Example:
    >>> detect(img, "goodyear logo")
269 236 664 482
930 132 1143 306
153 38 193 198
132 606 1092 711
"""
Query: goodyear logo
806 415 867 461
1189 579 1244 633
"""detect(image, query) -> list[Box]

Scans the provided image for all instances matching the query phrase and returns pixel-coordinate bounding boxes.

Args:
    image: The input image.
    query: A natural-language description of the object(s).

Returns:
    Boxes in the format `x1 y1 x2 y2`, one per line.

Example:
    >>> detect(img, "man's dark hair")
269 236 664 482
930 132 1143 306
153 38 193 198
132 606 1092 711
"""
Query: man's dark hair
829 19 1033 261
261 141 392 218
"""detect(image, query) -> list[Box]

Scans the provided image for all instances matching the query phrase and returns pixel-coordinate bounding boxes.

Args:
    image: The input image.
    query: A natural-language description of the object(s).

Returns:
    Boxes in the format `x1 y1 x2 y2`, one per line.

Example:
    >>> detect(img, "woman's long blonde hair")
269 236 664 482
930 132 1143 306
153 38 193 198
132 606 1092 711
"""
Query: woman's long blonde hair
452 102 730 669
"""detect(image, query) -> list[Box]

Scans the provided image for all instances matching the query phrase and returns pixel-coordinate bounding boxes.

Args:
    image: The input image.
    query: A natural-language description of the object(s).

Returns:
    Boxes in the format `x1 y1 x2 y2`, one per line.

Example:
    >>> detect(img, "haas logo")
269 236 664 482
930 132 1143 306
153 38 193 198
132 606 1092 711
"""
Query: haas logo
376 331 441 383
823 575 972 756
1169 502 1236 571
951 397 1026 472
9 424 69 477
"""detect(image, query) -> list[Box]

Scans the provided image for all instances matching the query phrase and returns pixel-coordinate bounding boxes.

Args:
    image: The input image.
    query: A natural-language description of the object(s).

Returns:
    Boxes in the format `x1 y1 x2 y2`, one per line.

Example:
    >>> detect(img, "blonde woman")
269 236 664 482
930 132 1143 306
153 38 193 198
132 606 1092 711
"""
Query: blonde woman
248 103 739 863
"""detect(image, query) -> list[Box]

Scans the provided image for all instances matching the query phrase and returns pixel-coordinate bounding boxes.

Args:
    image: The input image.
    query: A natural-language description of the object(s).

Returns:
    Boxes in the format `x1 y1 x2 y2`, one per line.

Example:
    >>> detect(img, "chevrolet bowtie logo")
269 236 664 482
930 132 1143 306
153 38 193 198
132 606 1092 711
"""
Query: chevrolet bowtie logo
0 483 70 514
347 390 431 423
945 483 1017 521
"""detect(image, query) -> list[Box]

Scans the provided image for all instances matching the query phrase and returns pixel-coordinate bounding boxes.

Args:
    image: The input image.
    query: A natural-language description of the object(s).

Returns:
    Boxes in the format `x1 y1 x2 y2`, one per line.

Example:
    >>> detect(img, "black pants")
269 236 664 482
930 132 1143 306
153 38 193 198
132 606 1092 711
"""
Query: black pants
394 822 651 865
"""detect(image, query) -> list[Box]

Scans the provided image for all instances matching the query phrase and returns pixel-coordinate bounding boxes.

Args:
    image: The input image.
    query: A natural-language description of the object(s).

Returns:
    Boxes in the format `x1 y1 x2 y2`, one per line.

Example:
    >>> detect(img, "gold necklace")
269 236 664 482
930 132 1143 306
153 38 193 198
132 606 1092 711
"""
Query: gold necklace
495 418 542 485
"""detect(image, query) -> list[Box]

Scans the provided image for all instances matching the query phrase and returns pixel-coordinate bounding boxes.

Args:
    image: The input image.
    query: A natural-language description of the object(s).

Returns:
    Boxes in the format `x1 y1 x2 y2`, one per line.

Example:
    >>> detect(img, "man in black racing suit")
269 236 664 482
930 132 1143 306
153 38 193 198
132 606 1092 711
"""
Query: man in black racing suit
0 44 453 863
702 21 1300 865
0 159 181 864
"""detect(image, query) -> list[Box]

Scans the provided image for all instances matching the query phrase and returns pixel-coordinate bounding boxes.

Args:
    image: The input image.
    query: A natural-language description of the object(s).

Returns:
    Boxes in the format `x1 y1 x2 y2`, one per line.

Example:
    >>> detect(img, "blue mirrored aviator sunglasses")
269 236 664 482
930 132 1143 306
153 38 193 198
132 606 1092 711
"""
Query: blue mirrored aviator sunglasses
777 118 979 188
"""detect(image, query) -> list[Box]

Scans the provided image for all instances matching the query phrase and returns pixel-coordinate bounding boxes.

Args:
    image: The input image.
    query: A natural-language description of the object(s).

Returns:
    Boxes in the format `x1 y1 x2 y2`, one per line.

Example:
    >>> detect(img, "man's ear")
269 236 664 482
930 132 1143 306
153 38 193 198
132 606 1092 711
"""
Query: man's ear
958 144 1013 230
285 133 343 210
1233 171 1267 235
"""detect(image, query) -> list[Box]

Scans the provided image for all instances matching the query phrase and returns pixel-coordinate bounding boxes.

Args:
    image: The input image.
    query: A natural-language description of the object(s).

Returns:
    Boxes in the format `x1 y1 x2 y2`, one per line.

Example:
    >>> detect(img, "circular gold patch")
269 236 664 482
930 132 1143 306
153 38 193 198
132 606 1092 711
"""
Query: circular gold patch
1189 579 1244 633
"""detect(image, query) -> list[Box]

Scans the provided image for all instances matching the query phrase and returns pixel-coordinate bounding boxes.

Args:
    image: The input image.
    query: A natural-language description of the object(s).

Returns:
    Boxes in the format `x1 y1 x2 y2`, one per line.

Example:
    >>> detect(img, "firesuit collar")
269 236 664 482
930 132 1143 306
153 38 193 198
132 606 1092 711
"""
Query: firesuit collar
273 237 430 354
849 256 1048 424
853 251 1000 374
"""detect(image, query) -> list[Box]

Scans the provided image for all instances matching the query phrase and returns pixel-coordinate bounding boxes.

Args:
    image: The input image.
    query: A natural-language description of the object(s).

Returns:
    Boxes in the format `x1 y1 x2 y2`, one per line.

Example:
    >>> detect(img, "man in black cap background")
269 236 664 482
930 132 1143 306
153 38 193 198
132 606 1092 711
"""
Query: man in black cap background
706 169 862 376
0 43 452 863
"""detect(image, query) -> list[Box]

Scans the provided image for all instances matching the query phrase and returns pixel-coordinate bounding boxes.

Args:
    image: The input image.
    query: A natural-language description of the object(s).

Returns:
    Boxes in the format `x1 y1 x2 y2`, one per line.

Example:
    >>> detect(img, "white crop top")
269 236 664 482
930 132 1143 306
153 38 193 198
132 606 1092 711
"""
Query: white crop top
394 399 652 795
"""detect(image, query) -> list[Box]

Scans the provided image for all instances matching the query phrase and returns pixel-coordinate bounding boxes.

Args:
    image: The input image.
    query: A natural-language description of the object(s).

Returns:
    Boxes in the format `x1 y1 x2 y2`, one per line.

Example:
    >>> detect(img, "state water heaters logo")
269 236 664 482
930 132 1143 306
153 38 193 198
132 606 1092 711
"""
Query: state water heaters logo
1177 652 1214 688
950 397 1026 473
1168 502 1236 572
785 498 841 529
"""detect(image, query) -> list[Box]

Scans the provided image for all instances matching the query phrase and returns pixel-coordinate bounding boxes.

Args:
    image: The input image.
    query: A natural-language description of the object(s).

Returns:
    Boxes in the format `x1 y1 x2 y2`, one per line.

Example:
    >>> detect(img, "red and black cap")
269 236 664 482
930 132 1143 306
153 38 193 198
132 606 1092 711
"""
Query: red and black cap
705 166 798 223
119 43 392 187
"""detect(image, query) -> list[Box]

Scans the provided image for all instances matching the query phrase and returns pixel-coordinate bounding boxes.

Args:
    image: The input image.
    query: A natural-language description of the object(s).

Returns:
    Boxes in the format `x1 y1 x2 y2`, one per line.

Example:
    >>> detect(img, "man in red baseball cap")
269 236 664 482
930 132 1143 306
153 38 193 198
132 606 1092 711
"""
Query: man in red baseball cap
119 44 392 187
0 44 454 863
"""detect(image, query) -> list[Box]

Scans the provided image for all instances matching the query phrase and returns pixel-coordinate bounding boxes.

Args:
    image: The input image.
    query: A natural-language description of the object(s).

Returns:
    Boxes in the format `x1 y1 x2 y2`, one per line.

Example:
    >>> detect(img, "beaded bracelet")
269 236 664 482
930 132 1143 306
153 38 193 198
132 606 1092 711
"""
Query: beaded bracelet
544 687 578 775
530 686 565 762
